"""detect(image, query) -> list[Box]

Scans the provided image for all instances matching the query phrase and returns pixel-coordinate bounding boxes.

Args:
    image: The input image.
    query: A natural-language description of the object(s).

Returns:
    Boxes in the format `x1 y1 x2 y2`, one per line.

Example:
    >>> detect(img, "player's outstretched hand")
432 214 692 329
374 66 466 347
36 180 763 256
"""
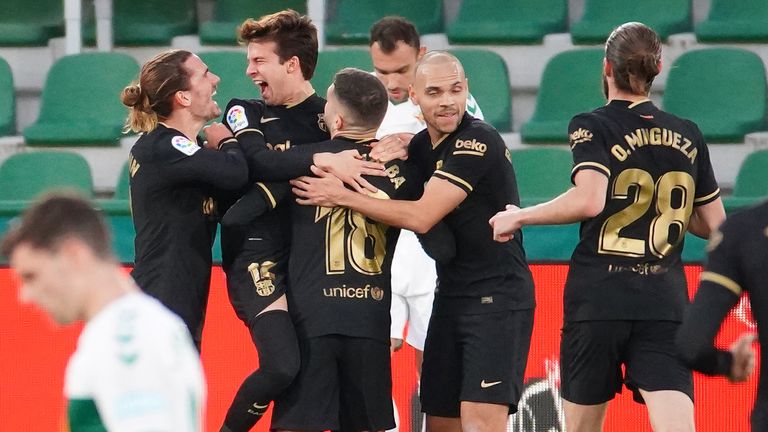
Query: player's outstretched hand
729 333 757 383
291 165 348 207
489 204 523 243
313 149 384 194
202 122 233 149
370 133 413 162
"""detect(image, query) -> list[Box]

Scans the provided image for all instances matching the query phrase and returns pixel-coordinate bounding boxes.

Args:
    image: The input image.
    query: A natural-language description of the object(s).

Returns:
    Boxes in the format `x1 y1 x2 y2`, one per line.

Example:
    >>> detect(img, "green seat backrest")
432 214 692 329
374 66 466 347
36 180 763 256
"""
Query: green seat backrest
83 0 196 46
0 0 63 46
23 52 139 146
198 51 260 108
114 160 130 200
696 0 768 42
0 57 14 136
325 0 443 44
447 0 567 44
311 49 373 98
200 0 307 45
0 152 93 200
521 49 605 143
511 148 572 202
570 0 691 44
450 49 511 132
733 150 768 198
663 48 766 143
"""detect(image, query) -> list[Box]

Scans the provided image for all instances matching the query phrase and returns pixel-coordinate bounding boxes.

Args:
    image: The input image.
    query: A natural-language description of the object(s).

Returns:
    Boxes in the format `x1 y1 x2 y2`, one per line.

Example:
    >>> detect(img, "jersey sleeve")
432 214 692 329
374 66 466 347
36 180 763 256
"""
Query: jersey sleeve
687 121 721 206
159 132 249 191
466 92 484 121
432 125 502 194
676 219 744 376
221 181 290 227
568 113 611 184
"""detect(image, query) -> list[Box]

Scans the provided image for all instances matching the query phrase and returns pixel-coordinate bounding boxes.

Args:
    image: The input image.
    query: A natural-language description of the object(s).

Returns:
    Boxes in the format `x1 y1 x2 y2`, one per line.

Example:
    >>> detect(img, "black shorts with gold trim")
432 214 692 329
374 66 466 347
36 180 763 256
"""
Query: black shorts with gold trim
224 249 288 326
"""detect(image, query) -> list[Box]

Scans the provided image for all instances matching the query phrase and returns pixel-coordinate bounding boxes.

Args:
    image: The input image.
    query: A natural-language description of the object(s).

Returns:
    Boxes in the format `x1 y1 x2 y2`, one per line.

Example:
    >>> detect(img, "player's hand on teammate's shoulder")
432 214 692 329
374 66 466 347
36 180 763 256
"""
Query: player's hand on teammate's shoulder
729 333 757 383
202 122 234 150
313 149 384 194
291 165 349 207
489 204 522 243
370 133 413 162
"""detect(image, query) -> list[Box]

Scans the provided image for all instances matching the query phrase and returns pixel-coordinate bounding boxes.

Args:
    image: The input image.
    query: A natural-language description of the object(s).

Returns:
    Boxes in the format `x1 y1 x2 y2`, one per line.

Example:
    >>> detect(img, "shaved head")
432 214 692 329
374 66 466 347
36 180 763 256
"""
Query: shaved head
410 51 469 142
414 51 465 82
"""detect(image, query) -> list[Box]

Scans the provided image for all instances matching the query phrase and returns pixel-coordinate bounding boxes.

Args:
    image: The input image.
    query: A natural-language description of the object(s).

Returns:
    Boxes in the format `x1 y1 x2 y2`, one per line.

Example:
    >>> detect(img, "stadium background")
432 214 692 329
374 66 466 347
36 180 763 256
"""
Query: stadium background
0 0 766 430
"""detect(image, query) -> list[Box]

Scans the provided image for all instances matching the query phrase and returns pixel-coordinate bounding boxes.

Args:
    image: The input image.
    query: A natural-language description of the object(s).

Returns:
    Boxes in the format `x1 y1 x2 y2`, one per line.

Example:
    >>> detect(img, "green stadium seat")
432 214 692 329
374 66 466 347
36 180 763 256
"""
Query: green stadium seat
722 150 768 212
662 48 766 143
570 0 691 44
696 0 768 43
511 148 572 207
0 57 15 136
83 0 196 46
521 49 605 143
23 52 139 147
447 0 567 44
96 160 131 215
450 49 512 132
200 0 307 45
0 151 93 203
0 0 63 46
198 51 260 107
311 49 373 98
325 0 443 45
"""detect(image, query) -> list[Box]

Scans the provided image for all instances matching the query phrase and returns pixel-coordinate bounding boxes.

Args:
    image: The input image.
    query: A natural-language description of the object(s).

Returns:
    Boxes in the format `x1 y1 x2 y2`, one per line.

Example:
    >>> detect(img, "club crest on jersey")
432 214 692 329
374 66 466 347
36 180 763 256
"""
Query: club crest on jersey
226 105 249 132
248 261 276 297
171 136 200 156
570 128 593 147
317 114 327 132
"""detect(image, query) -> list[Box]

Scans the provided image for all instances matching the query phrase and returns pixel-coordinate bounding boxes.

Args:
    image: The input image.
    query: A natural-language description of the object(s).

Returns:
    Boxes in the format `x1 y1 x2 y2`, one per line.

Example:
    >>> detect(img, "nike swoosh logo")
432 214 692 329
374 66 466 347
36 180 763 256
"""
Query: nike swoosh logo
480 380 502 388
261 116 280 123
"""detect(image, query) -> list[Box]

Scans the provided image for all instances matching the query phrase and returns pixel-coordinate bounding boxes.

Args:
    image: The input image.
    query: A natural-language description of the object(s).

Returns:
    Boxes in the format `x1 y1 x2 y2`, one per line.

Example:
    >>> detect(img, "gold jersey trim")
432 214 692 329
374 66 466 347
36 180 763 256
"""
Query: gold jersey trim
256 182 277 208
694 188 720 204
628 99 651 109
435 170 473 192
700 271 742 296
235 128 263 137
572 161 610 177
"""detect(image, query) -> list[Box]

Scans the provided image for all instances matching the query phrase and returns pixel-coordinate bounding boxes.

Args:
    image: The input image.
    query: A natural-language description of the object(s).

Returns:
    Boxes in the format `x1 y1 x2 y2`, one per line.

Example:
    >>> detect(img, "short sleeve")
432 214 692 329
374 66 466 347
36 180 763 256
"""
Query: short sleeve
686 121 721 206
433 125 503 194
568 113 611 184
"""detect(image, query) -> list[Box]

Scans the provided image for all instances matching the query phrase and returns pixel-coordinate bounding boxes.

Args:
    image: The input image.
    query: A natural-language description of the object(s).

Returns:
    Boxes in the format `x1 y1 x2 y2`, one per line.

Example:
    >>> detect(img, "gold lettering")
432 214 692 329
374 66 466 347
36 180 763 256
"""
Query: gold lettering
650 128 661 145
672 132 681 149
611 144 628 161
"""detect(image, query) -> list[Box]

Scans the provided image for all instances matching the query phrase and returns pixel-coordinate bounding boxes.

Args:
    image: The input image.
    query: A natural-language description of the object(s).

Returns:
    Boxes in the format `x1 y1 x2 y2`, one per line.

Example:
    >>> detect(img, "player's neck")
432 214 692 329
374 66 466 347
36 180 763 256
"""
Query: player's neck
332 127 377 141
162 111 206 142
82 264 139 322
283 81 316 107
607 85 649 104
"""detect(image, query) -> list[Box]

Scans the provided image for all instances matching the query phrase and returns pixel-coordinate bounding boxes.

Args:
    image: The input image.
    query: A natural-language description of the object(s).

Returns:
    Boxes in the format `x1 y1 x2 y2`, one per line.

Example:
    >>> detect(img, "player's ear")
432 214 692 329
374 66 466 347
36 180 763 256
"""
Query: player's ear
408 84 416 103
174 90 191 108
287 56 299 74
603 58 613 77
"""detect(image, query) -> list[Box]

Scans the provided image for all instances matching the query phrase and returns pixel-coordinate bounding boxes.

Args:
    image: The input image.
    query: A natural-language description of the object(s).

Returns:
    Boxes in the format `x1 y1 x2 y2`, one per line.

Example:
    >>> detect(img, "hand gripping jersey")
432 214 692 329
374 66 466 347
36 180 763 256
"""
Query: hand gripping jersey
409 113 535 315
65 293 205 432
564 99 720 322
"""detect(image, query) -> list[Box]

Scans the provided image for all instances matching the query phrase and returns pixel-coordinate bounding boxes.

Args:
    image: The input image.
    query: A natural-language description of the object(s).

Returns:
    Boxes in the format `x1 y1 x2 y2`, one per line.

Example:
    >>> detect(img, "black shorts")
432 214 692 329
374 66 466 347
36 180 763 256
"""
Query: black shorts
560 320 693 405
225 252 287 326
420 309 534 417
271 335 394 431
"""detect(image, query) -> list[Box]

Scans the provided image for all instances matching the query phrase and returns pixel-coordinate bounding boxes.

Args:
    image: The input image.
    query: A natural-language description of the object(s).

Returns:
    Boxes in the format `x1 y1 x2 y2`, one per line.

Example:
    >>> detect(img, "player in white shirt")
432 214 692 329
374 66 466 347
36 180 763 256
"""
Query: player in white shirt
2 194 205 432
369 16 484 361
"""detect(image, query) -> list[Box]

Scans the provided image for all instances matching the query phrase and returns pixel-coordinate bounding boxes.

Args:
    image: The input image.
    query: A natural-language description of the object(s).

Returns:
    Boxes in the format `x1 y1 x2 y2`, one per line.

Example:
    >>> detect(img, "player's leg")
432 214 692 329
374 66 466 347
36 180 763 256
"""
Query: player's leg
625 321 694 432
405 290 434 374
222 298 299 432
560 321 630 432
390 292 408 353
458 309 533 432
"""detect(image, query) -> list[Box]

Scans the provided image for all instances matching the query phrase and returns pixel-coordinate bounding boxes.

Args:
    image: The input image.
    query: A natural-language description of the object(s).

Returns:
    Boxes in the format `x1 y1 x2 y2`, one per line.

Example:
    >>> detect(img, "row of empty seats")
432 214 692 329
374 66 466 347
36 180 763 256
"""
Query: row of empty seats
3 0 768 46
2 45 765 142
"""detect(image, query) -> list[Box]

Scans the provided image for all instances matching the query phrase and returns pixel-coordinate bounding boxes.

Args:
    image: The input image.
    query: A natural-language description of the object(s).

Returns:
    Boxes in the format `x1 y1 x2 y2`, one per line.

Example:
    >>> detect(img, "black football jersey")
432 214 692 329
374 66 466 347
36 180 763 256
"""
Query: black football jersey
678 201 768 429
219 95 329 270
409 113 534 315
564 99 720 321
129 123 248 314
286 137 419 342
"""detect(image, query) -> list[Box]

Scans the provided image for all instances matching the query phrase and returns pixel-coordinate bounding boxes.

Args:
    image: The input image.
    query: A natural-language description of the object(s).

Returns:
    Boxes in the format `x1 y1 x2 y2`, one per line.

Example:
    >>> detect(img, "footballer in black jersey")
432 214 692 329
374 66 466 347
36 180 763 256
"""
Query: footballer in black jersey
129 123 248 348
678 202 767 432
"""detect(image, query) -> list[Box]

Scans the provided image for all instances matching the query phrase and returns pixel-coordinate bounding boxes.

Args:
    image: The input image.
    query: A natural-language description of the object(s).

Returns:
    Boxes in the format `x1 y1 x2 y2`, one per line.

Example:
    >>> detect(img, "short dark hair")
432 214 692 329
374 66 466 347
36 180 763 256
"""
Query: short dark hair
1 193 113 259
332 68 388 129
238 9 318 80
605 22 661 95
369 16 420 53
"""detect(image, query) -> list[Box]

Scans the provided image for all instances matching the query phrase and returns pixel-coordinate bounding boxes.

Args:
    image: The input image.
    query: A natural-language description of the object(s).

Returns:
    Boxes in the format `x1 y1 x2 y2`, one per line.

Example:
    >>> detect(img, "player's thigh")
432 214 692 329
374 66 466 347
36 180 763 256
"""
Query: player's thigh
421 313 463 418
625 321 693 403
225 254 287 326
404 290 435 351
560 320 631 405
271 336 341 431
459 309 534 414
338 337 394 432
